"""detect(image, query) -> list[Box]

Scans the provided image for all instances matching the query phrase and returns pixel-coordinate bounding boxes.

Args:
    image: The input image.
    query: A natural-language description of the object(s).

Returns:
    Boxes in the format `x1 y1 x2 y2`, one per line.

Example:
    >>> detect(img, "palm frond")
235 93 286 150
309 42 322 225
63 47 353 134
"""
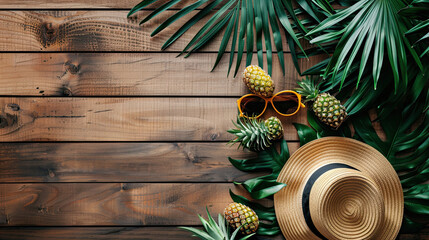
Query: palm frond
307 0 423 92
128 0 311 76
399 0 429 58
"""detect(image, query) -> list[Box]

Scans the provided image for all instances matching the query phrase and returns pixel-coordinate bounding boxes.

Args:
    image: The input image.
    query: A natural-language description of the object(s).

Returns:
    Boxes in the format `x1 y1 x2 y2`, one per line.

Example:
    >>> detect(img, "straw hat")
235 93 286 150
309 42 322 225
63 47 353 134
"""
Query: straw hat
274 137 403 240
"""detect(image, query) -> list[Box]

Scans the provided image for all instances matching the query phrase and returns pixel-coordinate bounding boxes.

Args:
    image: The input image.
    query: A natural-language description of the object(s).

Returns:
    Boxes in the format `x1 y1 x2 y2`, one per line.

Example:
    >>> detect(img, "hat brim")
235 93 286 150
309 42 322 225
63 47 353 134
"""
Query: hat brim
274 137 403 240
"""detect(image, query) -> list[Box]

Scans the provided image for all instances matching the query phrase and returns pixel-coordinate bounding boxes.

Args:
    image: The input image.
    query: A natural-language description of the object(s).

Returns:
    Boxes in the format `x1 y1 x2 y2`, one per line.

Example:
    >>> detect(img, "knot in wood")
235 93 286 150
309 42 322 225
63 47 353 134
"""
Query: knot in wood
0 112 18 129
62 86 73 96
40 22 57 48
7 103 20 111
0 115 8 129
210 133 220 141
64 61 80 75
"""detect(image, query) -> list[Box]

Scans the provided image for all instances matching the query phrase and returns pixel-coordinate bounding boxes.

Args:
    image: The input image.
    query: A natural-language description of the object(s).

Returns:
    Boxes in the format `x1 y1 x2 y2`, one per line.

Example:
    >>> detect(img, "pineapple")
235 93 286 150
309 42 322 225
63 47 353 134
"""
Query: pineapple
243 65 275 97
179 208 255 240
295 77 347 129
265 116 283 140
224 202 259 235
228 116 283 151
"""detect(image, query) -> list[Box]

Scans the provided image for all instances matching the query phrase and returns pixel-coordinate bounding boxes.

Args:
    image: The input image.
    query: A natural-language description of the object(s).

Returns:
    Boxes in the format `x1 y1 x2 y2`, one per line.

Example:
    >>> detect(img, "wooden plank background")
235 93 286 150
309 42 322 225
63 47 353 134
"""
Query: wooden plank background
0 1 425 239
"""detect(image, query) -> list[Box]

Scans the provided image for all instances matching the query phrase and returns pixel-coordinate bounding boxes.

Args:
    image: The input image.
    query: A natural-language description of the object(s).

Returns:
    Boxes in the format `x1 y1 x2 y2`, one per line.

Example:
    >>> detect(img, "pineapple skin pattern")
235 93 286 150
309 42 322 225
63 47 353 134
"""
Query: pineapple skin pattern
265 116 283 140
224 202 259 235
242 65 275 97
313 93 347 129
296 77 348 129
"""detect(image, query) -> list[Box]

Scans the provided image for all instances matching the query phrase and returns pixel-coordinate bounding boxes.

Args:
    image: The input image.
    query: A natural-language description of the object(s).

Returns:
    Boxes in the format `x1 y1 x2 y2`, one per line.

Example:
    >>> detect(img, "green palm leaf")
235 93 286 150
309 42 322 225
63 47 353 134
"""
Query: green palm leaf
399 0 429 57
307 0 423 92
128 0 308 76
229 139 289 199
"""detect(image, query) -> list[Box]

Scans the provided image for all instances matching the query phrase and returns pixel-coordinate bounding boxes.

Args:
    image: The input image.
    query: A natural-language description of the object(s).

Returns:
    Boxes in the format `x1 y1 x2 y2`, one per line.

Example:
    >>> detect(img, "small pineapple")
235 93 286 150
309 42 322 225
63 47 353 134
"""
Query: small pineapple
179 208 255 240
228 116 283 151
295 77 347 129
243 65 275 97
265 116 283 140
224 202 259 235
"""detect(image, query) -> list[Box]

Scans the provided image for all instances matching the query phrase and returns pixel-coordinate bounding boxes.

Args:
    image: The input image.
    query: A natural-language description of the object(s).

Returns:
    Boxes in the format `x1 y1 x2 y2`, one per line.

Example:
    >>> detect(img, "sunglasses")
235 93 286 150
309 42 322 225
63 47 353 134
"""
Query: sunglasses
237 90 305 118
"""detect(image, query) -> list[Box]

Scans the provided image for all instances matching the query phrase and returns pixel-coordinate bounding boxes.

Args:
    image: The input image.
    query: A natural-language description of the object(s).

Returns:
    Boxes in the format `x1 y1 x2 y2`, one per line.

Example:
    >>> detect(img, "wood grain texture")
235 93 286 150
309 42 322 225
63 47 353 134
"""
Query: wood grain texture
0 183 253 226
0 10 297 52
0 227 197 240
0 0 200 9
0 227 426 240
0 227 201 240
0 97 307 142
0 142 300 182
0 53 323 96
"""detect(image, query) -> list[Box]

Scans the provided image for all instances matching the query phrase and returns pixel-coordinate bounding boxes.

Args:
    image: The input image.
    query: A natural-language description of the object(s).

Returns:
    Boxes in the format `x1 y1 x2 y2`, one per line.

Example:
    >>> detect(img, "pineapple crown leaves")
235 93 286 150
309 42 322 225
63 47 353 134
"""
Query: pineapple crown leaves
295 76 321 102
229 139 289 200
227 116 272 152
179 207 255 240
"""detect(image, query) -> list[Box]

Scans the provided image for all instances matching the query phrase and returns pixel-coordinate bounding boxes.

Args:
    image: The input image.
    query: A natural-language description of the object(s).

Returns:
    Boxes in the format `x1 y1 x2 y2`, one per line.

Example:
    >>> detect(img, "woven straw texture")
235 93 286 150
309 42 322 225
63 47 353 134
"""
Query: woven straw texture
274 137 403 240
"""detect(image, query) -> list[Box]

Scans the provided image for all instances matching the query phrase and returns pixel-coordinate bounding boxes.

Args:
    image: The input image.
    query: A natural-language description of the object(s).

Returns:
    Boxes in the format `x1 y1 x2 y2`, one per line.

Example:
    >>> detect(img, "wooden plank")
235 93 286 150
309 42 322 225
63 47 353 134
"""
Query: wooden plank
0 97 307 142
0 10 297 52
0 227 199 240
0 226 426 239
0 0 201 9
0 183 255 226
0 142 300 182
0 53 323 96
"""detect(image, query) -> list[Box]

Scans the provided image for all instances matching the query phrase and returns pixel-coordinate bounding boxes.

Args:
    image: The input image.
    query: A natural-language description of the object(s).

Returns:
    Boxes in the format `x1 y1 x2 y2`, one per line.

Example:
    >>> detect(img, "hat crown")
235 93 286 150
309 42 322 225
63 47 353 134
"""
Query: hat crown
310 168 385 240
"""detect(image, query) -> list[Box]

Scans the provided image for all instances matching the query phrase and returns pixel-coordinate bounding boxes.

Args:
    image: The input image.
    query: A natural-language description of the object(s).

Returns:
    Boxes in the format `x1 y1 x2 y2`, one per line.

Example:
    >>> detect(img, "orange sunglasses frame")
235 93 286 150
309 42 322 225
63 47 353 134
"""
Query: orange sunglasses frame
237 90 306 118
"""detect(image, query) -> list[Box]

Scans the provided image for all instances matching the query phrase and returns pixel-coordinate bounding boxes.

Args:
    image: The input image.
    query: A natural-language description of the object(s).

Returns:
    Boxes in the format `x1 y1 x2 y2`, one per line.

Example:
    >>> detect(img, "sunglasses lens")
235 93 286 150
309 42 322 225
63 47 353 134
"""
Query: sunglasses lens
240 96 266 117
273 92 299 115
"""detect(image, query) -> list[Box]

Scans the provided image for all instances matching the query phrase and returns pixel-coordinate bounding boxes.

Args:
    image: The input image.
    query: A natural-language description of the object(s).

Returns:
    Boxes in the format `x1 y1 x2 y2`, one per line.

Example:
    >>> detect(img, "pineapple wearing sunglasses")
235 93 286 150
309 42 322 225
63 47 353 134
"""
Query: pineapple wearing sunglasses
296 77 347 129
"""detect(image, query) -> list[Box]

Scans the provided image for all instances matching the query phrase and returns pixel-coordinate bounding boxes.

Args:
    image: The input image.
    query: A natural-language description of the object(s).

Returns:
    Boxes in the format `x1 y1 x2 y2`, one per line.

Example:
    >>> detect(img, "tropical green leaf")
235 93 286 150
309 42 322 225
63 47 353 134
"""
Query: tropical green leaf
180 0 237 56
293 123 317 146
400 216 427 233
352 96 429 188
245 0 254 67
229 139 289 173
212 5 239 71
139 0 182 25
254 0 264 68
229 142 289 198
227 2 240 76
227 140 291 233
239 174 286 199
129 0 311 76
151 0 211 37
234 0 247 77
179 226 216 240
311 0 335 14
161 0 222 50
307 0 423 93
128 0 159 17
267 0 285 74
399 1 429 58
260 0 273 75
